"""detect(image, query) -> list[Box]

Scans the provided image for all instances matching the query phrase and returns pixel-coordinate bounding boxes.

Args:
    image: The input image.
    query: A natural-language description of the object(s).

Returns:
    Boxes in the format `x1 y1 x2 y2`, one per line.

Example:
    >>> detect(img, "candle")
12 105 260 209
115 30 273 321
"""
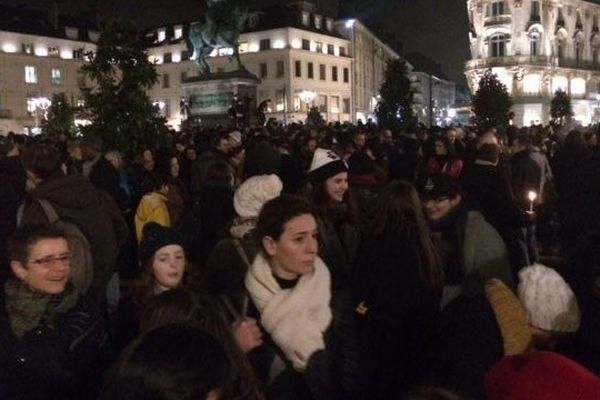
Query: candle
528 191 537 212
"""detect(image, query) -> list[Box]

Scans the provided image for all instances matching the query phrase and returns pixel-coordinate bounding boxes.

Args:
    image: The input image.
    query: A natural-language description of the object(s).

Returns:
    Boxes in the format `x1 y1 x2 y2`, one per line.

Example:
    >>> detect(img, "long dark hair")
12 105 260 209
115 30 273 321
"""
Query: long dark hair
371 180 443 289
100 324 233 400
139 289 265 400
311 177 359 226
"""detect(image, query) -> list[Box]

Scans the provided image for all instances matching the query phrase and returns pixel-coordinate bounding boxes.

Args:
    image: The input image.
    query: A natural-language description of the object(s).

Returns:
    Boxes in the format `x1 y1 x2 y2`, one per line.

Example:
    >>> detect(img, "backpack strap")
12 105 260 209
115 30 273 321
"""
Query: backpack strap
232 238 252 269
37 199 60 223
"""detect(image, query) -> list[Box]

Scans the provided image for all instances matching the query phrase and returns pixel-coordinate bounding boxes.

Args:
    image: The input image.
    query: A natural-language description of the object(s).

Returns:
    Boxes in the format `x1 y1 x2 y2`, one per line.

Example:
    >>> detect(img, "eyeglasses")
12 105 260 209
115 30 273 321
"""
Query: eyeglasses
28 254 73 268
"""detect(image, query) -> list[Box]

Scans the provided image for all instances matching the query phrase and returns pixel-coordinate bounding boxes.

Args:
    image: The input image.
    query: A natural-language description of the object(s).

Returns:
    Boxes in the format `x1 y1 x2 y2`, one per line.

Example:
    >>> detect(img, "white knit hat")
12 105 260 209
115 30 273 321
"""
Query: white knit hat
233 174 283 218
308 148 347 184
517 263 581 333
229 130 242 146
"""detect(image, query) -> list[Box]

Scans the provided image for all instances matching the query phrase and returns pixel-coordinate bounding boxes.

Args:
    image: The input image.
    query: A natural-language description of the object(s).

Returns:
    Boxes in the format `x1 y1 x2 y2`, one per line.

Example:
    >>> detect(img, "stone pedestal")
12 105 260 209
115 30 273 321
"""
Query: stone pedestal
182 69 260 127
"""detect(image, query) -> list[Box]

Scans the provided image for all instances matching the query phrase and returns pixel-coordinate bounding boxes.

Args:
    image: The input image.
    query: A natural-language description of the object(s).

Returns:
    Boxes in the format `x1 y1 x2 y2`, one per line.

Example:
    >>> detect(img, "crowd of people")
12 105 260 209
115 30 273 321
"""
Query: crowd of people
1 119 600 399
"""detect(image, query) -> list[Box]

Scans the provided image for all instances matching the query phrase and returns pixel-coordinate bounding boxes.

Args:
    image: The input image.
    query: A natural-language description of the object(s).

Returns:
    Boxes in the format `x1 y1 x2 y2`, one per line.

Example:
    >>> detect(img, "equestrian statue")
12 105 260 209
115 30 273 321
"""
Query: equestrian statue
186 0 248 74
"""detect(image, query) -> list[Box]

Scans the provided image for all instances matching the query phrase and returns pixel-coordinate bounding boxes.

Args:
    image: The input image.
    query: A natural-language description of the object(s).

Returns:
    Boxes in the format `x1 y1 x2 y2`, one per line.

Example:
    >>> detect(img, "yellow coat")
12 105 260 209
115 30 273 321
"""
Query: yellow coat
134 192 170 242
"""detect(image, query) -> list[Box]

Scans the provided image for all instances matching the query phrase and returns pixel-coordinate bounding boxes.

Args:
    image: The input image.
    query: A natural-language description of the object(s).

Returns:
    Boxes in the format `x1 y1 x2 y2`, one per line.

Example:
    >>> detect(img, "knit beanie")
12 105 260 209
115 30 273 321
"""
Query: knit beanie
517 263 581 333
139 222 186 266
308 148 348 185
233 174 283 218
485 352 600 400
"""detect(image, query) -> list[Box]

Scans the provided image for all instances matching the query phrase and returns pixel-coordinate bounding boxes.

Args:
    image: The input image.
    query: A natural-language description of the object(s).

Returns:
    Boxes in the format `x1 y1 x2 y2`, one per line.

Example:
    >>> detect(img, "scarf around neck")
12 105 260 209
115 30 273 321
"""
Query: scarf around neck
4 279 79 338
245 252 332 371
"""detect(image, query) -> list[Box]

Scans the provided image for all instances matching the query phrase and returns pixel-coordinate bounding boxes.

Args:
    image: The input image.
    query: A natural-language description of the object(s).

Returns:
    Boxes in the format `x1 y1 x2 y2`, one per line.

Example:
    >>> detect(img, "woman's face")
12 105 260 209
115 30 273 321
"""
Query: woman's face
264 214 319 280
152 244 186 290
325 172 348 203
434 140 447 156
13 238 71 295
170 157 180 178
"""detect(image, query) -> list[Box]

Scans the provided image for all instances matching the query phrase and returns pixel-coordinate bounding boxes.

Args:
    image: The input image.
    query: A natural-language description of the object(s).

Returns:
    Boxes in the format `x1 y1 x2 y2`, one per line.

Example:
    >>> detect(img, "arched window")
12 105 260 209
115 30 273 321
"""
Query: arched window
529 31 541 56
489 34 508 57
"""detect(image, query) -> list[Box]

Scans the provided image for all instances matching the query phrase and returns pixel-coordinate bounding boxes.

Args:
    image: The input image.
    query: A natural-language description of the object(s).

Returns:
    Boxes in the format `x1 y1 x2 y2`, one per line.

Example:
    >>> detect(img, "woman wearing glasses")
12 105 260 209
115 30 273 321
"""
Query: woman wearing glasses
0 224 109 400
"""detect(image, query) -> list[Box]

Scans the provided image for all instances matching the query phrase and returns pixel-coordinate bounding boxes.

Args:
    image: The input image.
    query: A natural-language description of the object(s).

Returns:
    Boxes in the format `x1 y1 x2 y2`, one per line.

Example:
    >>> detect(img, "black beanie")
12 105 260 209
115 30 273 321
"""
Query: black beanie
139 222 186 266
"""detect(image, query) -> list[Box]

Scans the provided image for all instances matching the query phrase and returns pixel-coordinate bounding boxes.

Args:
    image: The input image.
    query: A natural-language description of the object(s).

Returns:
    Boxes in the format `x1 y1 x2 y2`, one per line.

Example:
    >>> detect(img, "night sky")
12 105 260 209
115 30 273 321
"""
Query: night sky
1 0 471 84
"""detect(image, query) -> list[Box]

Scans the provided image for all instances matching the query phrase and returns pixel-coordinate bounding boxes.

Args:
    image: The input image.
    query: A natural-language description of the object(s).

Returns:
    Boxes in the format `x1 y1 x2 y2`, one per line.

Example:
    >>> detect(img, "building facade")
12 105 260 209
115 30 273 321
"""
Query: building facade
465 0 600 126
146 1 353 128
335 19 400 123
0 6 98 134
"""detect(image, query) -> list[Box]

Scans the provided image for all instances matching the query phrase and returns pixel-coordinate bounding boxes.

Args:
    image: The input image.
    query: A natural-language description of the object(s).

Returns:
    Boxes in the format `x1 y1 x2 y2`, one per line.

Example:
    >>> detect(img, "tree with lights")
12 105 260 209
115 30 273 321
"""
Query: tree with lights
472 69 513 130
550 89 573 126
42 93 78 138
375 59 415 132
79 18 167 156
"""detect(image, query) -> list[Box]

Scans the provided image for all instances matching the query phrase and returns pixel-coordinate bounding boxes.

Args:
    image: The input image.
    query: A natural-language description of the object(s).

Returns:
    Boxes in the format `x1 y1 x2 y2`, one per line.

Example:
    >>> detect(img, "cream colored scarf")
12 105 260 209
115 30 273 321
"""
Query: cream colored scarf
245 252 332 371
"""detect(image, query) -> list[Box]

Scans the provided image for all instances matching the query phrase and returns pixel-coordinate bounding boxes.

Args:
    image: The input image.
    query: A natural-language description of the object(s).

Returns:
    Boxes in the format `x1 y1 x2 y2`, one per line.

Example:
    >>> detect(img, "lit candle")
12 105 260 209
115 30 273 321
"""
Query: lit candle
528 191 537 212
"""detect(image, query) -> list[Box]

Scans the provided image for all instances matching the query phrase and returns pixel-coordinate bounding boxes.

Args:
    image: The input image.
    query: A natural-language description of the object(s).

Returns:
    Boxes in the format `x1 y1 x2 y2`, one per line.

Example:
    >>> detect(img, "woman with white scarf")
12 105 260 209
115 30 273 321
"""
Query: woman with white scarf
245 194 362 400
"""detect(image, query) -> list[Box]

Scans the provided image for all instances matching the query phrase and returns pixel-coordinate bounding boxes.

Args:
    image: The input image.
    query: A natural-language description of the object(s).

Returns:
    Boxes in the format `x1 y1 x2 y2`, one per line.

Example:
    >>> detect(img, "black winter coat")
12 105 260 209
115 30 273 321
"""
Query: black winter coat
0 291 109 400
508 149 542 208
354 232 441 398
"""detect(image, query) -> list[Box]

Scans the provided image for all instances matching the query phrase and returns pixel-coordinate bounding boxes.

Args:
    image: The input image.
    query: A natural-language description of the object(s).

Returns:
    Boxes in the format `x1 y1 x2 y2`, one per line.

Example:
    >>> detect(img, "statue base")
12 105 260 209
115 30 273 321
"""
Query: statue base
182 69 260 128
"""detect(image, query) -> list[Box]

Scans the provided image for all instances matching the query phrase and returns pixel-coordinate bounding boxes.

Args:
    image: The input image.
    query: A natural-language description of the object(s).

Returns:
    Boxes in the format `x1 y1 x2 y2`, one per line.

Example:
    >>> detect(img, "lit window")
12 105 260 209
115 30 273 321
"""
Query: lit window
552 76 568 93
326 18 333 31
172 52 181 62
302 12 310 26
25 66 37 83
51 68 62 85
157 29 166 42
239 42 249 53
174 26 183 39
26 98 37 113
571 77 586 95
523 74 540 94
315 15 322 29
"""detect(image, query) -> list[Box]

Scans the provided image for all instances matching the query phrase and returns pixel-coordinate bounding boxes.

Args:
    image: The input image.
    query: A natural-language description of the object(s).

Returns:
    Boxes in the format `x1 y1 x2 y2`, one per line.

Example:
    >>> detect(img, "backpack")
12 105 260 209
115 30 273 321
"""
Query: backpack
37 199 94 294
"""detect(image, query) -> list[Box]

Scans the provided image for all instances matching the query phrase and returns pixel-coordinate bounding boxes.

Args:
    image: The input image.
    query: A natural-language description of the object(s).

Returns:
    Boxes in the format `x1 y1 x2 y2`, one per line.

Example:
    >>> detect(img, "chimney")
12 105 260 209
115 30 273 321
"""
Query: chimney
49 2 59 30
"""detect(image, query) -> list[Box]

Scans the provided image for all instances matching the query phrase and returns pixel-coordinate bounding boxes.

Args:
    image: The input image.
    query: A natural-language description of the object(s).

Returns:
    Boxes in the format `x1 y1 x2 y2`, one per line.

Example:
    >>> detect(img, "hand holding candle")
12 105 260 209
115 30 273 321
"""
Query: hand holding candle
528 191 537 212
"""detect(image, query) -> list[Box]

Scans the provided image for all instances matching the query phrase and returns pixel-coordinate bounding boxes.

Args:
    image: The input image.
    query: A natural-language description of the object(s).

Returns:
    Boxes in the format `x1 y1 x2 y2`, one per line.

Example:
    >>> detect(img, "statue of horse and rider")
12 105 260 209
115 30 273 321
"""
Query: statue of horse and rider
186 0 248 75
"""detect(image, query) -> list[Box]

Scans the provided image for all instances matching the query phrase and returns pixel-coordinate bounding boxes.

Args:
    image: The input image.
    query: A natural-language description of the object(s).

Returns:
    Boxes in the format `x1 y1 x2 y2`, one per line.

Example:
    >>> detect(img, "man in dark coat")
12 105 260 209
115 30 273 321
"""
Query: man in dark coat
508 134 542 265
81 135 126 211
462 143 529 275
20 143 128 305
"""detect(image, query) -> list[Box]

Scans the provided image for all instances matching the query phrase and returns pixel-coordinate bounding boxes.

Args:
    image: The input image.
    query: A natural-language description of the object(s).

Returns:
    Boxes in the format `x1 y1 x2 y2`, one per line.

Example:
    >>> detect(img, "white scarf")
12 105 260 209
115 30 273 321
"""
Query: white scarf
245 252 332 371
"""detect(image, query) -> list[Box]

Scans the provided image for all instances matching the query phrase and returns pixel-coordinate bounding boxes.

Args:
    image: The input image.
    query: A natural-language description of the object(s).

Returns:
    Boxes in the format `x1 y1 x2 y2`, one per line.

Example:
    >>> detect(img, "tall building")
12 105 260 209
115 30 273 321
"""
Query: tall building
335 18 400 122
465 0 600 126
0 5 98 134
146 1 352 128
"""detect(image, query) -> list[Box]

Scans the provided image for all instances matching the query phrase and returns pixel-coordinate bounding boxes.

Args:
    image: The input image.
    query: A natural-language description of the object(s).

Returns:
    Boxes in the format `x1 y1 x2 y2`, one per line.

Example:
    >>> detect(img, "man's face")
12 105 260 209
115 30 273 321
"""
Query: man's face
446 129 457 142
424 195 461 222
354 133 366 149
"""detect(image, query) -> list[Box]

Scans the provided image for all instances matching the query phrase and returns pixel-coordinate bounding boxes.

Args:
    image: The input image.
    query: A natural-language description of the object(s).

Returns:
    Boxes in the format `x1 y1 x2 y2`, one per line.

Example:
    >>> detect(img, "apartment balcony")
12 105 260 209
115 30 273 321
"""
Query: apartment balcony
465 55 552 70
484 15 511 27
466 55 600 73
0 109 12 119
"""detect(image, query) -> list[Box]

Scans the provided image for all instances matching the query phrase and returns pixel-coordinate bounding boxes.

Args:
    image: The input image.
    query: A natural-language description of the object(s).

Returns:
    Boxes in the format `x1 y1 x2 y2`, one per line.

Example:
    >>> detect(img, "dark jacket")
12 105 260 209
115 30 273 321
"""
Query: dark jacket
508 149 542 209
88 156 126 211
316 209 360 290
354 232 441 398
249 287 363 400
0 155 24 286
21 174 128 302
0 287 109 400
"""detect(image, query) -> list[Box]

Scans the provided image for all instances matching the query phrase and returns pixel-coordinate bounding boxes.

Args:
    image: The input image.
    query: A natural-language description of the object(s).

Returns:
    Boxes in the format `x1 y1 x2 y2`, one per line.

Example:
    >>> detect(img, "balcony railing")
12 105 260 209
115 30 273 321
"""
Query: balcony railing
484 15 511 27
466 55 600 72
0 109 12 119
465 55 552 70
